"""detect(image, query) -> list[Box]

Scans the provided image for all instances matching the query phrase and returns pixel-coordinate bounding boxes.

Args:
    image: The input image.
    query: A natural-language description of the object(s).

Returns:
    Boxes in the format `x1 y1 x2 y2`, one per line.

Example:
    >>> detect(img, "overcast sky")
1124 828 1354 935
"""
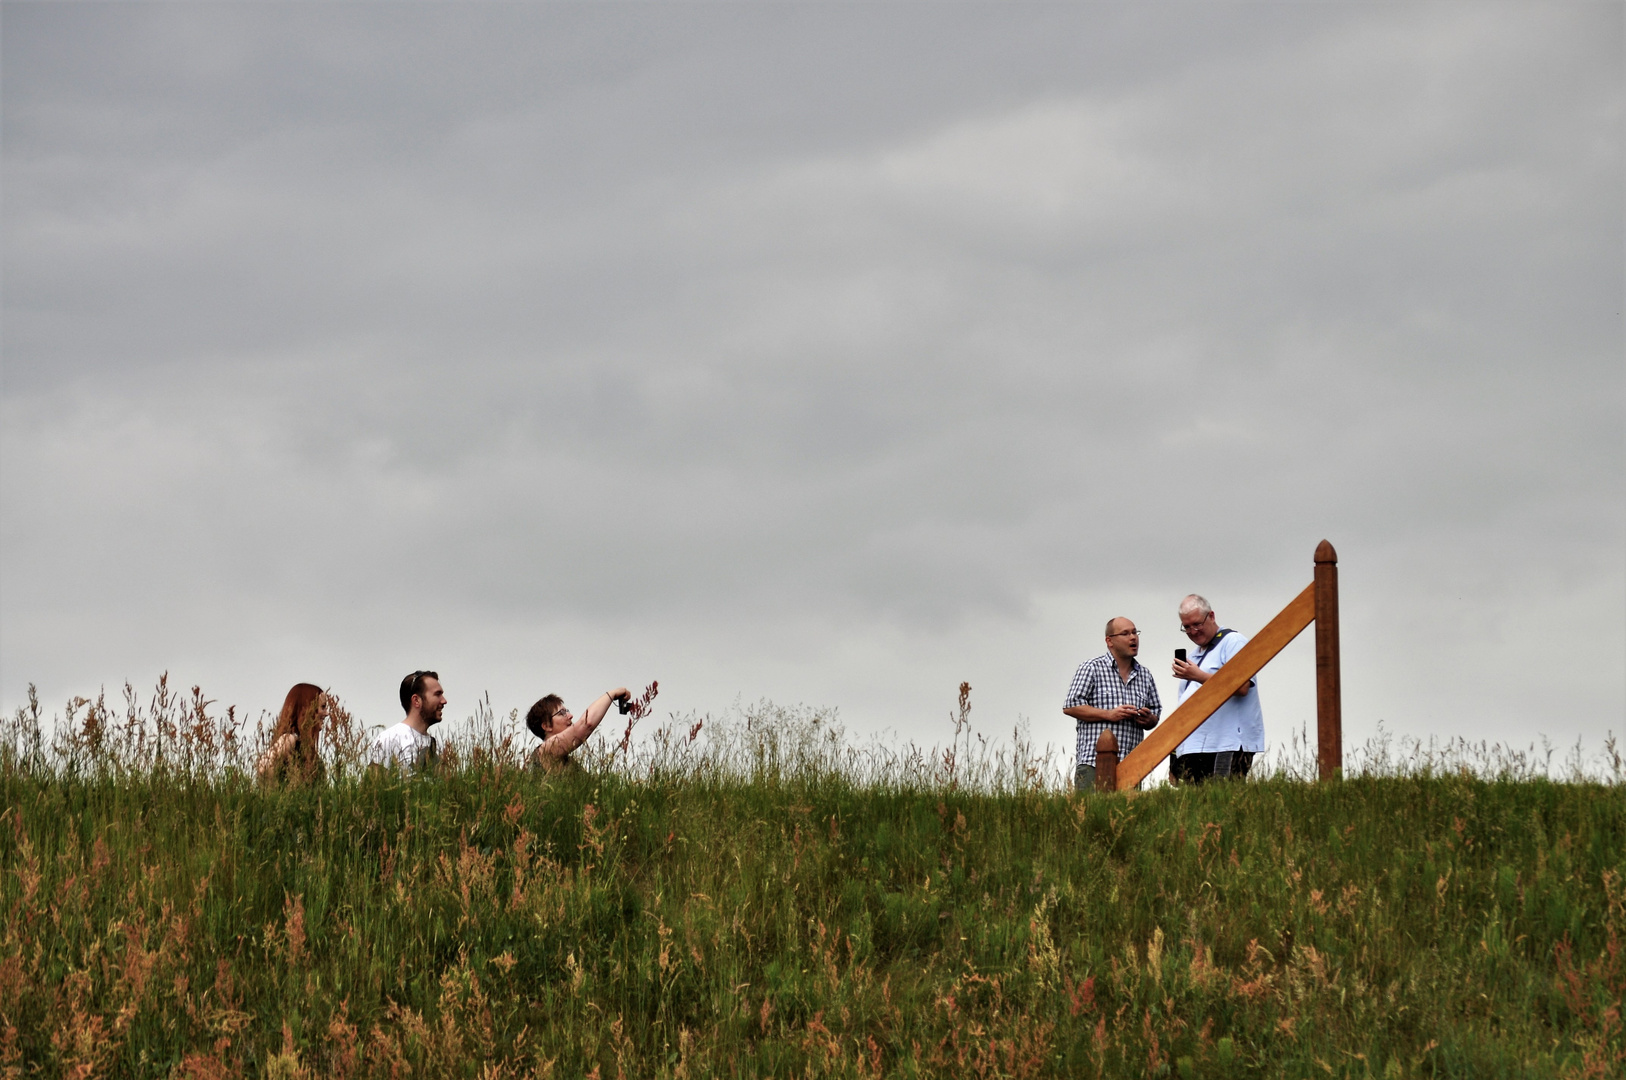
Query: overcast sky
3 2 1621 772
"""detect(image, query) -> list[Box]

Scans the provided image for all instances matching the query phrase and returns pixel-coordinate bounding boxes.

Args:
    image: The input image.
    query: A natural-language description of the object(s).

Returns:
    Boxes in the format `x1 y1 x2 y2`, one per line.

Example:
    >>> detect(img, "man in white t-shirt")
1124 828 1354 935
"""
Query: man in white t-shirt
368 670 447 770
1169 595 1263 783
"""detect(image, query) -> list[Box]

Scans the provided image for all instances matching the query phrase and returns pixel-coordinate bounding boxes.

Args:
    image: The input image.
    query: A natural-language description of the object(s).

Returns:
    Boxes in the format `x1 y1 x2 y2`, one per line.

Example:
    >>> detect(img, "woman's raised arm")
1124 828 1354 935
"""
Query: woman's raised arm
541 688 629 757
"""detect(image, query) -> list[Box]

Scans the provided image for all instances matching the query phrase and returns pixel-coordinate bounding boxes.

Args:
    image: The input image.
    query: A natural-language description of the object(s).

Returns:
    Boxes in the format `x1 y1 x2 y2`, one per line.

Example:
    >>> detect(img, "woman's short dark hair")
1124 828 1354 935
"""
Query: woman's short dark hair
399 670 439 713
526 695 564 740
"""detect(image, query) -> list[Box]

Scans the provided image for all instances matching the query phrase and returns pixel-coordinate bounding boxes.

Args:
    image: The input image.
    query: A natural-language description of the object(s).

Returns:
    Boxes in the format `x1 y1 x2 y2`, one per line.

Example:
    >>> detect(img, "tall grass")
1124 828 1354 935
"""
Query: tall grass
1 679 1621 1078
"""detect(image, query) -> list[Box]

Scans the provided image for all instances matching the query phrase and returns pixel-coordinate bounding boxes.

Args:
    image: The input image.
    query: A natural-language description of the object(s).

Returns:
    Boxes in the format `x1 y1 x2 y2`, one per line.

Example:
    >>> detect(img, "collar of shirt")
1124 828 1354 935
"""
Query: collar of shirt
1091 653 1147 675
1194 628 1234 665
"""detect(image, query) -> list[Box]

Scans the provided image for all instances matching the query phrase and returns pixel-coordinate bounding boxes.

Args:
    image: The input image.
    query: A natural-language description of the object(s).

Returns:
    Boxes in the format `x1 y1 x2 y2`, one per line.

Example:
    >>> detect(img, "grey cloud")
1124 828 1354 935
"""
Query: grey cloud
3 3 1620 751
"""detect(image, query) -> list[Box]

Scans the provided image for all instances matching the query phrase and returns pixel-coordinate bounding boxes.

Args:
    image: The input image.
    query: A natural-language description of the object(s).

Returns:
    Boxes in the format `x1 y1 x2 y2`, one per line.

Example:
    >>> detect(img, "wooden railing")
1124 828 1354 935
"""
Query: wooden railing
1099 540 1343 790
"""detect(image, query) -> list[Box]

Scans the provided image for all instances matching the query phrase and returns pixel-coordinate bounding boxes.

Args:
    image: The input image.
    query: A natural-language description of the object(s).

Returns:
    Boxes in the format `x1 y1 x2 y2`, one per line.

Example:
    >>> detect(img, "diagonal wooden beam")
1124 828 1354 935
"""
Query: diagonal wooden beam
1114 583 1316 790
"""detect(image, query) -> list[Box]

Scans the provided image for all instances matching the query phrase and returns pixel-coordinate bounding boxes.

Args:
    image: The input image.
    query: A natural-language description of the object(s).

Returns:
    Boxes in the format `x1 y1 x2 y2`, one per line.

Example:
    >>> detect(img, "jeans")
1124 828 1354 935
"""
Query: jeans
1074 762 1143 792
1074 762 1096 792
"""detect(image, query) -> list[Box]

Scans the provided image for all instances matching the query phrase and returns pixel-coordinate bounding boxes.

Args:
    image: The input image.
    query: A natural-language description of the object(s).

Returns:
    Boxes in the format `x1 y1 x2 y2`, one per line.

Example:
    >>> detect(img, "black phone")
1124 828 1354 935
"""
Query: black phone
1175 648 1187 662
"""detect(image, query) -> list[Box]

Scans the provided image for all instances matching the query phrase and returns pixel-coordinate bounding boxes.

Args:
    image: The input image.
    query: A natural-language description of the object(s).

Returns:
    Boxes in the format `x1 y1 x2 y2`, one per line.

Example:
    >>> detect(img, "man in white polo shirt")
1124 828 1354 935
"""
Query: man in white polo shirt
369 670 446 770
1170 595 1263 783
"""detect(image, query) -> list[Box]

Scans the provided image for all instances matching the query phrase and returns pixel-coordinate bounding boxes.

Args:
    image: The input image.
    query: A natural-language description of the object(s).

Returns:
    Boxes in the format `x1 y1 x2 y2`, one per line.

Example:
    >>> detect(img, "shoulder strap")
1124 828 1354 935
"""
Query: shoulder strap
1195 628 1232 664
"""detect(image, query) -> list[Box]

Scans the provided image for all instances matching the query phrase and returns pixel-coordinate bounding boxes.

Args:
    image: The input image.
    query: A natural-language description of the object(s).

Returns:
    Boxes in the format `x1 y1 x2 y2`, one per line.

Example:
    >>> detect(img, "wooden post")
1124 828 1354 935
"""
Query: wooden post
1314 540 1342 781
1094 729 1119 792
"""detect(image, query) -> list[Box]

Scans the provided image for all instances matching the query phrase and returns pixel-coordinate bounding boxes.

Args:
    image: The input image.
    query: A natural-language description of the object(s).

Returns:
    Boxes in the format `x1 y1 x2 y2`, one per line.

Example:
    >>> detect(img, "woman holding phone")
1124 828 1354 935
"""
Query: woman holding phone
525 687 631 772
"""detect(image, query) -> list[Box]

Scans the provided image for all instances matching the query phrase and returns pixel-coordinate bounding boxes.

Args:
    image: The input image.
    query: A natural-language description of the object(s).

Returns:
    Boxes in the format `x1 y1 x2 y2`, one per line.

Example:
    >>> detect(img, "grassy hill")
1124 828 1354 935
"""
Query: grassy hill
1 690 1621 1078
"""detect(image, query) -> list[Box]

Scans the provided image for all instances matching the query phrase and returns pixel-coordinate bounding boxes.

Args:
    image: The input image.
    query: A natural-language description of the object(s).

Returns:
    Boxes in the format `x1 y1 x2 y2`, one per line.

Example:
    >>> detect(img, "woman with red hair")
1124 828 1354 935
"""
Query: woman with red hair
255 683 327 782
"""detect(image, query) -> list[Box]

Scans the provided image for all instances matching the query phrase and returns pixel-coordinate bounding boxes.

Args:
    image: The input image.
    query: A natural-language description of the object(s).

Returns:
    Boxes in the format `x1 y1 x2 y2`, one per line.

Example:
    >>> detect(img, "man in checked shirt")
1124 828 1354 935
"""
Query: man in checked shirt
1063 617 1161 791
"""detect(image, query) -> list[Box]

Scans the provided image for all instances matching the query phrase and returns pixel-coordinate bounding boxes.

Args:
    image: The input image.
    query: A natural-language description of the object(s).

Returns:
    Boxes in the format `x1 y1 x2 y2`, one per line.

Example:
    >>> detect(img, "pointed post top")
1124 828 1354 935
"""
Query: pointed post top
1315 539 1337 564
1095 728 1118 755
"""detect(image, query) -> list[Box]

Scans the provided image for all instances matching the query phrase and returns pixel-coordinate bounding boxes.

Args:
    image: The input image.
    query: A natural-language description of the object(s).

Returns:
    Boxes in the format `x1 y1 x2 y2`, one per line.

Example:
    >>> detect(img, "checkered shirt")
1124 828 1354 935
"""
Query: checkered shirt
1065 653 1162 766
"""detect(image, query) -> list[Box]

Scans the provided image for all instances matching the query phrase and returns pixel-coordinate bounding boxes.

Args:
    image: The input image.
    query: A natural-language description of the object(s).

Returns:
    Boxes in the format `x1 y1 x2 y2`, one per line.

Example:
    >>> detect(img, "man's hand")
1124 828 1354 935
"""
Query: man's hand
1173 658 1207 683
1063 703 1158 725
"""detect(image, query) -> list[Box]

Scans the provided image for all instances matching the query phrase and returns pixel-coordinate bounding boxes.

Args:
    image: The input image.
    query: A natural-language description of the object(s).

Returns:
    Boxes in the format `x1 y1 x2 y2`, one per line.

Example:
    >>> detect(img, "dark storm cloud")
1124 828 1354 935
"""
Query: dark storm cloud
3 3 1620 750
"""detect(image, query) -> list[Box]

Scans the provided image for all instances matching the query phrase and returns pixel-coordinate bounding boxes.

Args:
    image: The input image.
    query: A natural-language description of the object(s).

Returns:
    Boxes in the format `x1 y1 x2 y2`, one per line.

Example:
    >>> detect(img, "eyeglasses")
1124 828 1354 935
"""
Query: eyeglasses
1180 616 1211 631
1108 629 1141 638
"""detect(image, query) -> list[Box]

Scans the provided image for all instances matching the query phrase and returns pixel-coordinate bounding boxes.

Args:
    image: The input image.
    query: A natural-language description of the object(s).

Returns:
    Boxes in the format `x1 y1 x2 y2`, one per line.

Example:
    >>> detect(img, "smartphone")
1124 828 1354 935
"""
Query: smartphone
1175 648 1187 662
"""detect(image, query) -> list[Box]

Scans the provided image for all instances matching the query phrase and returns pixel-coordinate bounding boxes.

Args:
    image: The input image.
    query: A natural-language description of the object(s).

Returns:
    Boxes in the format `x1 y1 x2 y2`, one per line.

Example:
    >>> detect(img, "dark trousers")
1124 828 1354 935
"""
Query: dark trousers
1170 750 1254 785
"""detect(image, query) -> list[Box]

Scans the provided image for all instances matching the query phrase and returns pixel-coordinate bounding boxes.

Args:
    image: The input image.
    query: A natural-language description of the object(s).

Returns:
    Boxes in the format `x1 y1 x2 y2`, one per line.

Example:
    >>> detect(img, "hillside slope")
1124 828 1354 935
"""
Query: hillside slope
3 761 1621 1078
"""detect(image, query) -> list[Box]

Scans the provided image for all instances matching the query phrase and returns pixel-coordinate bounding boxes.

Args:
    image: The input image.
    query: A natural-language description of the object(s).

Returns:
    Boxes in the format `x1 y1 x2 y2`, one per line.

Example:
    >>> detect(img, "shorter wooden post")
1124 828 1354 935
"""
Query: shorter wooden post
1094 729 1119 792
1314 540 1342 781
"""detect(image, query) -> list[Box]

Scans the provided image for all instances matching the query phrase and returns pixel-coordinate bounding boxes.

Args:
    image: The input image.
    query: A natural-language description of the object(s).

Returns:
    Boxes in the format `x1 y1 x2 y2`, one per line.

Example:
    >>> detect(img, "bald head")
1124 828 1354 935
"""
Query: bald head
1104 617 1140 662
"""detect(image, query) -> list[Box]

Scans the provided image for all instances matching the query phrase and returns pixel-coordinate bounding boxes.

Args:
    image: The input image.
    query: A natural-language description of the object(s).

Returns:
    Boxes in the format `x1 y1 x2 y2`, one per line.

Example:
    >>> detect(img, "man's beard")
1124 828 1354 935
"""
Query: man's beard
425 705 444 727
